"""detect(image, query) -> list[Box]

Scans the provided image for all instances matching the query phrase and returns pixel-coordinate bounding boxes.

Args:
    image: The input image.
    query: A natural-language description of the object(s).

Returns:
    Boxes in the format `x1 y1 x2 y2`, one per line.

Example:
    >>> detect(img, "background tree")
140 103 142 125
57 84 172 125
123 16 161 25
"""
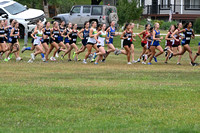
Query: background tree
91 0 102 5
117 0 143 25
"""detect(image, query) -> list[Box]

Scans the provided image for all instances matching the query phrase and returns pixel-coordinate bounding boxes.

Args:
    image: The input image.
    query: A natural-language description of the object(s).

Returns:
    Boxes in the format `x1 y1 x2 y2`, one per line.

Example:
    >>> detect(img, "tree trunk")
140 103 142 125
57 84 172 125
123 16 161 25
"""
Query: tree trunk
43 0 49 18
91 0 102 5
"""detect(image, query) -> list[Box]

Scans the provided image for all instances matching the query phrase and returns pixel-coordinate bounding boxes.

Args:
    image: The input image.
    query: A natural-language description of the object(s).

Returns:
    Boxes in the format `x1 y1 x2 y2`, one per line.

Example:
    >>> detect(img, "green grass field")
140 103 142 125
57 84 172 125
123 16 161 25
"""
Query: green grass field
0 35 200 132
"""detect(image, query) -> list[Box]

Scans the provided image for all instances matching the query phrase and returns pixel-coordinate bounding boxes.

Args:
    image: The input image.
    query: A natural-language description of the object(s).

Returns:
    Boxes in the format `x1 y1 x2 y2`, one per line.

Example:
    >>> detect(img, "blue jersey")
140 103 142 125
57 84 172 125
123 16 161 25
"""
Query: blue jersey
106 26 115 44
107 26 115 38
152 30 160 46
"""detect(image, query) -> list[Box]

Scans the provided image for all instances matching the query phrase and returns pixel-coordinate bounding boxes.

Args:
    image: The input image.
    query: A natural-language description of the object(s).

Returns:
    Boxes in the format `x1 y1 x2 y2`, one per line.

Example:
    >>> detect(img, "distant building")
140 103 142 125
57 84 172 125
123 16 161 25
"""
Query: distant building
141 0 200 22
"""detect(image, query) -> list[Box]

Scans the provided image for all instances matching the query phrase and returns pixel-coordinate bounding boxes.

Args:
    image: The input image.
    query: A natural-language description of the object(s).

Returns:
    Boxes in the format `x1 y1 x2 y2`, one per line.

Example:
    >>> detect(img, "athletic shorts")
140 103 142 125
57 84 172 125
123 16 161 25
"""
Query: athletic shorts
11 38 17 44
87 42 96 45
123 40 132 48
141 42 147 47
31 38 34 43
0 38 4 43
64 38 70 44
182 40 190 46
50 38 60 44
166 43 172 48
152 41 160 47
82 39 88 46
41 38 50 45
172 44 180 47
97 45 104 48
58 36 63 42
106 38 113 44
34 44 40 46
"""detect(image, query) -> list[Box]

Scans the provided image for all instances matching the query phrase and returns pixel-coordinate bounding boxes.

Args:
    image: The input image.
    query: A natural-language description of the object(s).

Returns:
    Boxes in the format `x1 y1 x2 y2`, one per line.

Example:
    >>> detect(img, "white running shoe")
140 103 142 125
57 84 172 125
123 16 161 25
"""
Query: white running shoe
50 57 56 61
83 59 87 64
27 59 33 63
137 58 140 62
55 52 59 58
42 57 46 62
132 60 137 63
127 62 132 65
16 57 22 61
142 61 146 64
8 57 11 61
31 53 35 60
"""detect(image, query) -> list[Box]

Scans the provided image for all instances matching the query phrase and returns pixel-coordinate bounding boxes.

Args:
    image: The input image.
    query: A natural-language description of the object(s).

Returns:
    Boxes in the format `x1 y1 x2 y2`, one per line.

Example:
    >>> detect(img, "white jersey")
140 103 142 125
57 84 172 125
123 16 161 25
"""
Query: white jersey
33 30 43 45
87 28 97 44
97 30 106 47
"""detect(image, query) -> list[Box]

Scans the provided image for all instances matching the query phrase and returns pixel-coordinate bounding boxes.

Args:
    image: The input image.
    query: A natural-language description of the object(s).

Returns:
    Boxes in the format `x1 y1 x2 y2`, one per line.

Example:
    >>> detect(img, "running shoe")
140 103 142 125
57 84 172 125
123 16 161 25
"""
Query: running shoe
9 53 13 59
90 59 95 62
42 57 46 62
169 53 173 60
83 59 87 64
153 56 157 62
132 60 137 63
164 61 168 64
72 52 76 59
68 59 72 62
21 46 26 53
127 62 132 65
137 58 141 62
31 53 35 60
60 55 64 60
165 51 168 57
177 62 181 65
191 62 198 66
148 62 152 65
4 58 8 62
55 52 59 58
27 59 33 63
93 52 97 59
102 59 106 62
114 48 119 55
16 57 22 61
8 57 10 61
94 62 98 65
142 61 146 64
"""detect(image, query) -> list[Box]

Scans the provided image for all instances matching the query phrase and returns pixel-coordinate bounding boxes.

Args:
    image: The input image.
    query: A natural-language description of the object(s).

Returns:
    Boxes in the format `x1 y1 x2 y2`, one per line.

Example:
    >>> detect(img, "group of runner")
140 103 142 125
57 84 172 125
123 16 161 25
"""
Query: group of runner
0 19 199 66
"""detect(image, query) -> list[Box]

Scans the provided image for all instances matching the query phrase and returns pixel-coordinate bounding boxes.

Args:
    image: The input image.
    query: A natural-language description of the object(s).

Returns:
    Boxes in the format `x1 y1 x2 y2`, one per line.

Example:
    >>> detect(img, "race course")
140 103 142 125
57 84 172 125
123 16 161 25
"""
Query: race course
0 36 200 132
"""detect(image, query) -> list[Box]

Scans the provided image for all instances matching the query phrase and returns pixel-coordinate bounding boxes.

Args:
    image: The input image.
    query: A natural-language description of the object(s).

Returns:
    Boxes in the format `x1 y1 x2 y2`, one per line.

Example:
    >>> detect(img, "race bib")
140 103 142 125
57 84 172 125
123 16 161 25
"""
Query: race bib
186 37 191 40
73 39 76 41
127 38 131 40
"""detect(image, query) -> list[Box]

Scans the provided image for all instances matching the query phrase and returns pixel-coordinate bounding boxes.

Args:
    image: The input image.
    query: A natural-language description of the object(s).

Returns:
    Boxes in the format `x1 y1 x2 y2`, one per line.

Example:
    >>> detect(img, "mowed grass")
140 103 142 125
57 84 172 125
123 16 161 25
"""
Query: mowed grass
0 35 200 133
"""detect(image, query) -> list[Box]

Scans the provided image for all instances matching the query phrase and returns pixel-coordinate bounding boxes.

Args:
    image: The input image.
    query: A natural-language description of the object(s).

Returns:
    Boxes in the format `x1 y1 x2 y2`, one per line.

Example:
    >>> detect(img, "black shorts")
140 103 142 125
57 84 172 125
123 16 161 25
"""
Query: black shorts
31 38 34 43
50 38 60 44
42 39 50 45
123 41 132 48
141 42 146 47
0 38 4 43
82 39 88 46
87 42 96 45
69 40 77 45
34 44 39 46
172 44 180 47
97 45 103 48
11 39 17 44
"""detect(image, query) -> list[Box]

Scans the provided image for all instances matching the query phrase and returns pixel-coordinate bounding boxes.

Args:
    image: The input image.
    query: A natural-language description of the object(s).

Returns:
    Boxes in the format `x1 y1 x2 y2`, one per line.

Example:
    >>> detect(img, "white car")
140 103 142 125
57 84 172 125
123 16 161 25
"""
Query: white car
0 0 46 38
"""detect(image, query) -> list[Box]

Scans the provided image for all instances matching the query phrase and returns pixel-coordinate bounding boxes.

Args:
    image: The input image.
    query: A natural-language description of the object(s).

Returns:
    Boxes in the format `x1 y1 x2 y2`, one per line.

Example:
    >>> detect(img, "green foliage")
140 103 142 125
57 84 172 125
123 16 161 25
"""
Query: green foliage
117 0 143 25
193 18 200 34
15 0 43 9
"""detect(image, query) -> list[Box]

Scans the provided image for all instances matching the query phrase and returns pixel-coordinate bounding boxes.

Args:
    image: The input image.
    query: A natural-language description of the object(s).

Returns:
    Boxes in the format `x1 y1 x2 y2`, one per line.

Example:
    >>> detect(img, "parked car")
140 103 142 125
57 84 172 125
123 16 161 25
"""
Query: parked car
53 5 119 28
0 0 46 38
